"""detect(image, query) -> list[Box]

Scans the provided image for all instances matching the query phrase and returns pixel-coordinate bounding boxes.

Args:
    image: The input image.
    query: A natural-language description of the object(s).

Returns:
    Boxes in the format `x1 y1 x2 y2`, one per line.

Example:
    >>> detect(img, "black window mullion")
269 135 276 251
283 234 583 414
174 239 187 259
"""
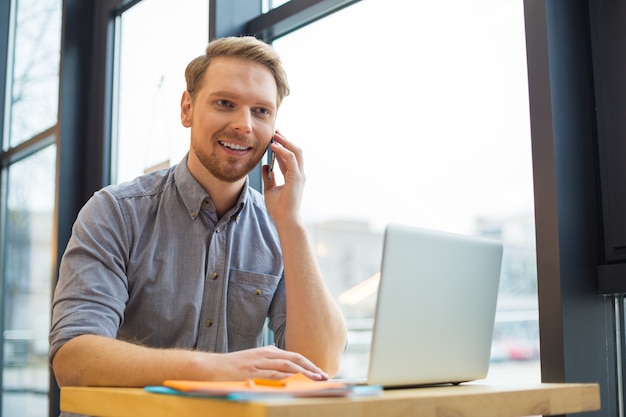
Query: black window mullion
247 0 360 41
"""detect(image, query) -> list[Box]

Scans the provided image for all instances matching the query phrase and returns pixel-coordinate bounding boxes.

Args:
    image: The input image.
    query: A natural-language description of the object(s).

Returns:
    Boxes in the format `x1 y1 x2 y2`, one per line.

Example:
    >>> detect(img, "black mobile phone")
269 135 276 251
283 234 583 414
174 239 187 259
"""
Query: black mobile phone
267 136 276 181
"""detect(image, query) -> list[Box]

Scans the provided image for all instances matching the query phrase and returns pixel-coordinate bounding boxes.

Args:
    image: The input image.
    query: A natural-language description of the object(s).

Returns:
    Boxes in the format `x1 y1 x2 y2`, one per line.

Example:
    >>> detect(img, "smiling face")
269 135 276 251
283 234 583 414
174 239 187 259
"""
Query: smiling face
181 57 278 184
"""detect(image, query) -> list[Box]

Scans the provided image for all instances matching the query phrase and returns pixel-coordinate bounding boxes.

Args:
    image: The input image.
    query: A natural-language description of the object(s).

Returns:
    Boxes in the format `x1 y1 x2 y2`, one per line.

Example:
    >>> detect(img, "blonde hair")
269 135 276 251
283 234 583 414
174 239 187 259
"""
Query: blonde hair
185 36 290 107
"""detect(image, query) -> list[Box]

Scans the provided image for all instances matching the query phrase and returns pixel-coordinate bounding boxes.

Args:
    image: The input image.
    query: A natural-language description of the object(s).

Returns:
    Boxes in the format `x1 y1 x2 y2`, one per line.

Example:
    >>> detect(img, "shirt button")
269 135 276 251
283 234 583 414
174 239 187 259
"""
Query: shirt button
210 272 218 280
205 319 213 327
190 211 197 217
255 289 262 296
215 227 220 233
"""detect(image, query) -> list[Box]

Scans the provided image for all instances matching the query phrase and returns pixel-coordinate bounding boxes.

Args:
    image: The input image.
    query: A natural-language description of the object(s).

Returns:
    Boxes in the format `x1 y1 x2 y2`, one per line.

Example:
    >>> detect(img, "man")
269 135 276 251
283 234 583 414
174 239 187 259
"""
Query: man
49 36 347 391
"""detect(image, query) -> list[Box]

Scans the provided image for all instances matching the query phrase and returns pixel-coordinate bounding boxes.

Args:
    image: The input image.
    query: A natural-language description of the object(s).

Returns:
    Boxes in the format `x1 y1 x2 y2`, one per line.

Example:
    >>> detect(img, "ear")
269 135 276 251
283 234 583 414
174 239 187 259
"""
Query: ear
180 91 193 127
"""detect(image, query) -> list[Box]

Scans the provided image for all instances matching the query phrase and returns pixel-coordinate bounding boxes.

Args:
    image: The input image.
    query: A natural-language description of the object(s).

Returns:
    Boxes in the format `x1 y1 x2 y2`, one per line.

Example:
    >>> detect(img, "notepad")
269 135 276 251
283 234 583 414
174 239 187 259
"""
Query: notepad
149 373 381 400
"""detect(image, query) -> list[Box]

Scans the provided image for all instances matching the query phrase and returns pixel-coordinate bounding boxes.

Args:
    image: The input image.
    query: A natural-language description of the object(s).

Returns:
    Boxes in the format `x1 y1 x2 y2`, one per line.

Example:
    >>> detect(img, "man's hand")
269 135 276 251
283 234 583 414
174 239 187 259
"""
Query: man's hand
262 131 305 224
52 335 328 387
207 345 328 381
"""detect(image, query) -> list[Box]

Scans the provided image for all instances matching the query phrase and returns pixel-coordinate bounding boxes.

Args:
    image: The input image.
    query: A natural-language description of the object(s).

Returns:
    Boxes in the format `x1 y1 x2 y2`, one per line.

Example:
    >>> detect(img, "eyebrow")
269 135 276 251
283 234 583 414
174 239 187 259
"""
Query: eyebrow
209 90 276 111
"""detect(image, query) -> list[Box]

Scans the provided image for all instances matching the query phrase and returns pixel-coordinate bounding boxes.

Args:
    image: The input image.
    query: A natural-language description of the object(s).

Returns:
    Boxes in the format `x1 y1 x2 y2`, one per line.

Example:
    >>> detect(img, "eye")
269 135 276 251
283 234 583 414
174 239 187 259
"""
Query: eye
253 107 272 117
215 99 234 108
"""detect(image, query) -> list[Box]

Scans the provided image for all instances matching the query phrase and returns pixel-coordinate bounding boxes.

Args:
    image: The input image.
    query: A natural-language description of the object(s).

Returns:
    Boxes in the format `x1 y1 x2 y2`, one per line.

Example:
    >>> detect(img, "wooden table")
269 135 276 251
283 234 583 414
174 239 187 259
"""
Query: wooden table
61 382 600 417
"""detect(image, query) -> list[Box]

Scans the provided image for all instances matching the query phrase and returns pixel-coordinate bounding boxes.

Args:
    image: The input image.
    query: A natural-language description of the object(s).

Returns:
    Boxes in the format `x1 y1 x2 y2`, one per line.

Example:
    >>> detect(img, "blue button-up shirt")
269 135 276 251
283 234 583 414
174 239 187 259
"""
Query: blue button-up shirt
49 154 286 362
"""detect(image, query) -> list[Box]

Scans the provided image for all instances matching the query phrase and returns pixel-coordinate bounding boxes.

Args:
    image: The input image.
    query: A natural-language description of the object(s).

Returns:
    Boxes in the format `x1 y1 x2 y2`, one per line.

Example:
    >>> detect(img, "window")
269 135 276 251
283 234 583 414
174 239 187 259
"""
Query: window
2 0 61 149
263 0 292 13
271 0 539 380
1 0 61 415
2 145 56 417
113 0 209 184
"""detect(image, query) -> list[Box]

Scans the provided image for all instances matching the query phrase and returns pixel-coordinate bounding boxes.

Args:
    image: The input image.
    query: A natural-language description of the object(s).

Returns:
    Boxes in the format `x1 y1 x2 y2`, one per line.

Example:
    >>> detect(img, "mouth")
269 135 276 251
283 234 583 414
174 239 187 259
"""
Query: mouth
218 140 252 153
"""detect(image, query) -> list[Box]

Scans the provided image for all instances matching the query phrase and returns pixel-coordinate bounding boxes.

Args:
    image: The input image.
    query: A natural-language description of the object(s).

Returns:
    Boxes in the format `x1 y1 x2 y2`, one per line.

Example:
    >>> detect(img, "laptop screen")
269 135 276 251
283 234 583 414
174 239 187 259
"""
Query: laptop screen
367 224 503 387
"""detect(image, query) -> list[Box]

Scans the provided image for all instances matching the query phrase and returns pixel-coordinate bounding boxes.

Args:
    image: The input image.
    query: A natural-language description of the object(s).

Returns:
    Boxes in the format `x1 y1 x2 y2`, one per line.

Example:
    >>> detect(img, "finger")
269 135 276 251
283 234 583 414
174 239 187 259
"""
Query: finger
270 142 303 184
272 132 304 173
262 348 328 380
256 359 327 381
275 133 303 169
262 165 275 188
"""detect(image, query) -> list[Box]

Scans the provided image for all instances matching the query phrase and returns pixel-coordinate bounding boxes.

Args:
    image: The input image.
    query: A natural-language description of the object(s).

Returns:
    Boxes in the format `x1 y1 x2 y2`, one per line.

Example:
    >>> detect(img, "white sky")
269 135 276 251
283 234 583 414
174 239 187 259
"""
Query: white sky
115 0 534 237
274 0 533 235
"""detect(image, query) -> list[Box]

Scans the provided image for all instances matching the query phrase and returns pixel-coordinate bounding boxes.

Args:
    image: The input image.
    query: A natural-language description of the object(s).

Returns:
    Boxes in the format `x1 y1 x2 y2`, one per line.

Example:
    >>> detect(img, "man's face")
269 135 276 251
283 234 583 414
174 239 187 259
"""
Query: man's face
181 57 278 183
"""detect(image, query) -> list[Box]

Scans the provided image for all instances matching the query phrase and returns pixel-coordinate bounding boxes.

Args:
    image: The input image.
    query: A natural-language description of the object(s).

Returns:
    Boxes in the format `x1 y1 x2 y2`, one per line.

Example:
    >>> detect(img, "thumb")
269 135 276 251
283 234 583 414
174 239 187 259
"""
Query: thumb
262 165 275 190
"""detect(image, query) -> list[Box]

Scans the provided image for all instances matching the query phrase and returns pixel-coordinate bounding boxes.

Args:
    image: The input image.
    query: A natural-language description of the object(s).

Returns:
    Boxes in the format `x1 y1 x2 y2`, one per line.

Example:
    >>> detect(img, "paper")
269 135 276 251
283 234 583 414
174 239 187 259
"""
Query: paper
153 373 381 399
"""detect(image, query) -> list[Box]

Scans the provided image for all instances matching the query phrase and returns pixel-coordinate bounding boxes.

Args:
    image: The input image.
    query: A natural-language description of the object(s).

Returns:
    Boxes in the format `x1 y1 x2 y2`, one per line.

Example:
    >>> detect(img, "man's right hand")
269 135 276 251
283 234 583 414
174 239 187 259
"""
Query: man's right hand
205 345 329 381
52 334 328 388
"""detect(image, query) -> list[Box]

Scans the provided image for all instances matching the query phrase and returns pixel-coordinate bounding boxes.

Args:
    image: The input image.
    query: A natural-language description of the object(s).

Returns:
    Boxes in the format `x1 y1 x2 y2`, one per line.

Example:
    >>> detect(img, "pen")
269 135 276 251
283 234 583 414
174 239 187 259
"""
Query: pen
247 378 286 388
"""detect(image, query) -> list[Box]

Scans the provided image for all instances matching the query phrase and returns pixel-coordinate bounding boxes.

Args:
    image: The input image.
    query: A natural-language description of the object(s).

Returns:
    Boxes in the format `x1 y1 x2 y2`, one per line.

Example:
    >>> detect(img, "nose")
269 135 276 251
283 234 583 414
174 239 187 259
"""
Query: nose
231 108 252 133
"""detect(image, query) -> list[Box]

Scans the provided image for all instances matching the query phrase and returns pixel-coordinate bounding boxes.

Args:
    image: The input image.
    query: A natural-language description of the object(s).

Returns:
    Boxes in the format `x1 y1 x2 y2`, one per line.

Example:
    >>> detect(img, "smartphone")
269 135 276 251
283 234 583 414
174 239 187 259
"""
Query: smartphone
267 136 276 181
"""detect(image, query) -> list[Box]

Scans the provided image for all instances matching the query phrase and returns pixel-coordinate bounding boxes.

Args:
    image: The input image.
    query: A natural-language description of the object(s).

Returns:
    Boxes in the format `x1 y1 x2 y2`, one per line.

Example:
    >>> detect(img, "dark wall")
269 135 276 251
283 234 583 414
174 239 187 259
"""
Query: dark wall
525 0 617 415
588 1 626 293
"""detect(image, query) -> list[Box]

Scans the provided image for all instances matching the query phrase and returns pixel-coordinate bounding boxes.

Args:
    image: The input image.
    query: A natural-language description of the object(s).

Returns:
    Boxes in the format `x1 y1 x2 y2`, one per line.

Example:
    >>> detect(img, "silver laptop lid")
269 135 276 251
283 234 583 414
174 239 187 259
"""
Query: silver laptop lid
367 224 503 387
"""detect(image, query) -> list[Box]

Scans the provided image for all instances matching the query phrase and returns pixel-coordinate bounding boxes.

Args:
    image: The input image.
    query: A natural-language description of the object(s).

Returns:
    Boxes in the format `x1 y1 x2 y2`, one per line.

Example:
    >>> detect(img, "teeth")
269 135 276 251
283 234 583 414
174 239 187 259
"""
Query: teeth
220 141 248 151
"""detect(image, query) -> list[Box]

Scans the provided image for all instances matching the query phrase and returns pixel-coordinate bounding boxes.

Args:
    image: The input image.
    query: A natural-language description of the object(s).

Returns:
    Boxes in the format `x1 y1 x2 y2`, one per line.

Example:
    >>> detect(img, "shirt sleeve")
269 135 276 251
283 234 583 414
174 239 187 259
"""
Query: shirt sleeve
49 189 130 363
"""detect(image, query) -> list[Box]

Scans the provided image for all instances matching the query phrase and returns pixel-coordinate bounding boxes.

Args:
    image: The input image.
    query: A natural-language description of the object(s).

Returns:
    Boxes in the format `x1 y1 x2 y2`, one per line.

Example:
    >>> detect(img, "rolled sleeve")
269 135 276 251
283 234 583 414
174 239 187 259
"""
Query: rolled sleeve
49 190 130 362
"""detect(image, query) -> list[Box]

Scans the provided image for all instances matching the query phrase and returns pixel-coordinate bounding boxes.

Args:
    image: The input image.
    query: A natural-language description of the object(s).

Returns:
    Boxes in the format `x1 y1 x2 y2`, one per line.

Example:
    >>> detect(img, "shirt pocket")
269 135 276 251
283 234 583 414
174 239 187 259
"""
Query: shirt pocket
227 269 281 344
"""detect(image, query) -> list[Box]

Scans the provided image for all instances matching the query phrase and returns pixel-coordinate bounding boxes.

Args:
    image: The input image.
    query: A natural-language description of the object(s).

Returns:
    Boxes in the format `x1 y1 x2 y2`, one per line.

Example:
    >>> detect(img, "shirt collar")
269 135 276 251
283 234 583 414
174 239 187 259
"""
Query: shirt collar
174 153 249 220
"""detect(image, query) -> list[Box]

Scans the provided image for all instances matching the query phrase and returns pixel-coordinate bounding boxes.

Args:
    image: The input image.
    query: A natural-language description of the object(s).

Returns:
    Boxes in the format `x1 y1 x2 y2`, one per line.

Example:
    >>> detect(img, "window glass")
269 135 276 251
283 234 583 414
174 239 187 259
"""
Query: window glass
2 144 56 417
4 0 61 149
113 0 209 184
263 0 291 13
272 0 539 381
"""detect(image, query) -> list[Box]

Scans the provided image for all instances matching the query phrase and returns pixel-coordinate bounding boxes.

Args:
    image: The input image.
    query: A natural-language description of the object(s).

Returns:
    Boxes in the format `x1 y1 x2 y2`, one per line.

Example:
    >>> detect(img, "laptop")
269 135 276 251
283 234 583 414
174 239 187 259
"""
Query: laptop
347 223 503 388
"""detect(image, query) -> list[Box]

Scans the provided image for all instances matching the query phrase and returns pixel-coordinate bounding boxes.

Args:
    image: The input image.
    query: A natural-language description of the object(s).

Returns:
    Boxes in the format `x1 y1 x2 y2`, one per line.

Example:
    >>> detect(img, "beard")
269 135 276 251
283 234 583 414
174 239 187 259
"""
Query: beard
191 132 263 183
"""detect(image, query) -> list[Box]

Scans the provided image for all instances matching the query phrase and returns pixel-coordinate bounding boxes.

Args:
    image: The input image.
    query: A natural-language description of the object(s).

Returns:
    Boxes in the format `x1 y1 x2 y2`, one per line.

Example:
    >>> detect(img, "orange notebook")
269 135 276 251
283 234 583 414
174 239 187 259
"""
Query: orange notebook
162 373 354 398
